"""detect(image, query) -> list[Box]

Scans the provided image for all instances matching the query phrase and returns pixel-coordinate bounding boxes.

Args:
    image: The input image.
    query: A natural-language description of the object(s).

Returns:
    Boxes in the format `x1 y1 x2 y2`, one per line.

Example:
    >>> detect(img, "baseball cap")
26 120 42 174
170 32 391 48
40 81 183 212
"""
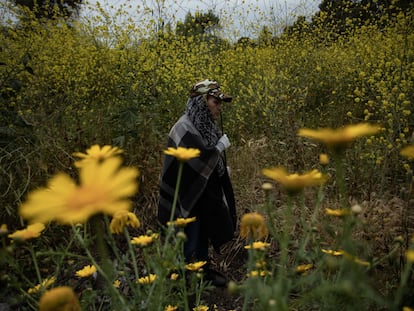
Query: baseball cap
190 79 233 102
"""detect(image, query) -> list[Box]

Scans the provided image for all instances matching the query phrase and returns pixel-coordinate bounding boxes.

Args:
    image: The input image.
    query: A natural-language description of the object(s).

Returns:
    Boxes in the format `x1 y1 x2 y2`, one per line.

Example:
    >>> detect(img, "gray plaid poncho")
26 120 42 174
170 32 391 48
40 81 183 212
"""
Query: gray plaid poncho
158 96 236 250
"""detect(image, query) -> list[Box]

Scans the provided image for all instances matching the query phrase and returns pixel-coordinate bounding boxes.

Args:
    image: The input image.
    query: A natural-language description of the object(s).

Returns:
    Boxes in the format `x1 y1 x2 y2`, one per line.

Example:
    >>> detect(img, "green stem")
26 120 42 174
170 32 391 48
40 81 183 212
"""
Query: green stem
72 224 129 309
27 244 42 284
124 228 139 280
163 162 184 255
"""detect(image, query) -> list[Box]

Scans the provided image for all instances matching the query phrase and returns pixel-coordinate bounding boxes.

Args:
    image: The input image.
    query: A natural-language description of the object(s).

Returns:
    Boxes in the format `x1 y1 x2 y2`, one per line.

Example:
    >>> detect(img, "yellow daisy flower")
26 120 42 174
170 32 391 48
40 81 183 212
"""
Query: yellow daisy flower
185 261 207 271
0 224 8 235
319 153 329 165
325 208 351 217
28 277 56 294
321 249 345 256
130 233 159 247
262 167 327 193
164 147 200 162
19 157 139 224
296 263 314 274
298 123 380 149
165 305 178 311
9 223 45 241
401 145 414 160
167 217 197 227
170 273 179 281
73 144 123 168
244 241 271 250
109 210 141 234
193 305 209 311
247 270 268 278
239 212 268 240
75 265 97 278
113 280 121 288
38 286 80 311
137 274 157 284
405 250 414 262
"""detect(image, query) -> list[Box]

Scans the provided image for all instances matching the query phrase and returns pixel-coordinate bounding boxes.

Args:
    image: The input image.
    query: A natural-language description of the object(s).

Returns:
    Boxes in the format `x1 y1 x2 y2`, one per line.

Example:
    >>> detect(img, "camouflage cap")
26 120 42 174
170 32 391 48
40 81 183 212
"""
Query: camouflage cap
189 79 232 102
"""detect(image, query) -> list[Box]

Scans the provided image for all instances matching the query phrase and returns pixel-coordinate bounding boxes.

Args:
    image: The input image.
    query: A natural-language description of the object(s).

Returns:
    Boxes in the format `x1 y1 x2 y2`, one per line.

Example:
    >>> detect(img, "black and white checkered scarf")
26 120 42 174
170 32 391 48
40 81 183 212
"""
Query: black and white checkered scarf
185 95 225 176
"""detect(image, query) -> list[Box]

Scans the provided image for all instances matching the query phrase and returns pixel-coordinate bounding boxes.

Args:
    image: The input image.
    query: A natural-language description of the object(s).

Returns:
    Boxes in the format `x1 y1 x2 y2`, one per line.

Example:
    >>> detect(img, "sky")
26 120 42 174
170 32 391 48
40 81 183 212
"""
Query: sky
80 0 321 38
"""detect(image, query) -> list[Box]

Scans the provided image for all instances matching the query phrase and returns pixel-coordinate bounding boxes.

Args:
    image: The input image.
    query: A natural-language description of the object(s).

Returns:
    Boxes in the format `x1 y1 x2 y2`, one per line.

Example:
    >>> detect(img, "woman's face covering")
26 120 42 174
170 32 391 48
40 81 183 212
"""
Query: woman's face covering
206 95 223 120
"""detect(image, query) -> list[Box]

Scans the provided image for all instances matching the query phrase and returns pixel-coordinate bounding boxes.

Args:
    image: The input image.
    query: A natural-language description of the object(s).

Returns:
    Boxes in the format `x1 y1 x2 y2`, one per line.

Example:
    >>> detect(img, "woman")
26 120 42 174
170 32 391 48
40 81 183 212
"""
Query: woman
158 79 237 287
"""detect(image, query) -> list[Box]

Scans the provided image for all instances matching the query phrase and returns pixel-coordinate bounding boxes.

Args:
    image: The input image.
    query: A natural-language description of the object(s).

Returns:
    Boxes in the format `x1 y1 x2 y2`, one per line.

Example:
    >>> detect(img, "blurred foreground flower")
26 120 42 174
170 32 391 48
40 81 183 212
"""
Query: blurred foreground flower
8 223 45 241
110 210 141 234
262 167 327 194
75 265 97 278
298 123 380 150
38 286 80 311
164 147 200 162
240 212 268 240
401 145 414 160
73 144 123 168
28 276 56 294
19 157 139 224
165 305 178 311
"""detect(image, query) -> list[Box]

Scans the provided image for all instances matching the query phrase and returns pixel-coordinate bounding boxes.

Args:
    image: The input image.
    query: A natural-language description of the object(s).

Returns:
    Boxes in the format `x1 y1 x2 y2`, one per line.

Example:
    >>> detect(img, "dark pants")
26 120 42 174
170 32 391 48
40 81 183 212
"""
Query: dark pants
184 216 209 262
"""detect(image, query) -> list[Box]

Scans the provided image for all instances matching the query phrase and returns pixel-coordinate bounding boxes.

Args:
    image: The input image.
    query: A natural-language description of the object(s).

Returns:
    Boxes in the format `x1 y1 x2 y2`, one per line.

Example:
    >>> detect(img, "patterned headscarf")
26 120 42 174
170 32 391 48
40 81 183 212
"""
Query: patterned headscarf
185 95 225 176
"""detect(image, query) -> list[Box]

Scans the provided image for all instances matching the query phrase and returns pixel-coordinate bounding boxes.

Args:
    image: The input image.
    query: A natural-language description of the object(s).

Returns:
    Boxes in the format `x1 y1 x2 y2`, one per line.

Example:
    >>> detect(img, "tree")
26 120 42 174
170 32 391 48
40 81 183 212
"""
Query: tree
314 0 413 35
175 10 220 39
11 0 83 19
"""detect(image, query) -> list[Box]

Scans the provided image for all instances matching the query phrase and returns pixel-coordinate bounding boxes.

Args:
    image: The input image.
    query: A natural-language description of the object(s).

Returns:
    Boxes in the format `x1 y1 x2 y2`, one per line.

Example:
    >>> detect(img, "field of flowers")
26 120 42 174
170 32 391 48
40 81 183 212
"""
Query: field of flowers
1 1 414 310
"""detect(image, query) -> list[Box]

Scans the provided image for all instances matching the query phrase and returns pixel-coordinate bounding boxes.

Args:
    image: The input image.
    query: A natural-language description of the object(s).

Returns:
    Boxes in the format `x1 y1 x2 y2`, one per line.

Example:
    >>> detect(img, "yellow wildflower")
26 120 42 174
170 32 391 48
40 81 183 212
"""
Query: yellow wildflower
406 250 414 262
0 224 8 235
137 274 157 284
244 241 271 250
19 157 139 224
240 212 268 240
130 233 159 247
298 123 380 150
28 277 56 294
165 305 178 311
9 223 45 241
403 307 414 311
193 305 209 311
321 249 345 256
75 265 97 278
164 147 200 162
109 210 141 234
296 264 314 274
261 167 327 194
247 270 268 278
325 208 351 217
170 273 179 280
319 153 329 165
167 217 197 227
73 144 123 168
113 280 121 288
38 286 80 311
185 261 207 271
401 145 414 160
261 182 274 191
